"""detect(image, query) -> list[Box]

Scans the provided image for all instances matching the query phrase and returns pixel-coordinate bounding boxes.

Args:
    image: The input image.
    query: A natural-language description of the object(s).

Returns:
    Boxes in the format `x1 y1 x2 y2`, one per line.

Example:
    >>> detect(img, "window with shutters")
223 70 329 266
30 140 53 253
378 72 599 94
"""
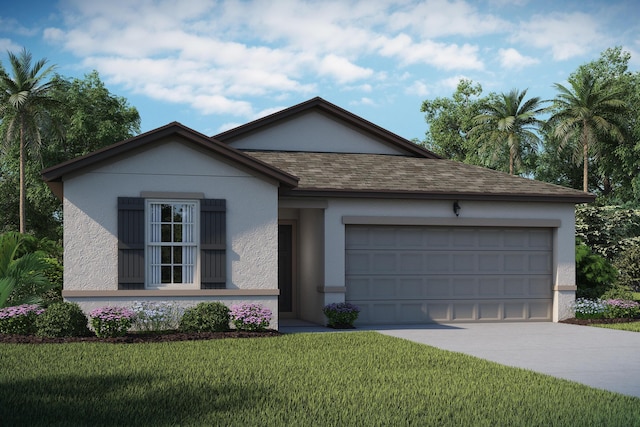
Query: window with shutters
147 200 199 288
118 197 226 290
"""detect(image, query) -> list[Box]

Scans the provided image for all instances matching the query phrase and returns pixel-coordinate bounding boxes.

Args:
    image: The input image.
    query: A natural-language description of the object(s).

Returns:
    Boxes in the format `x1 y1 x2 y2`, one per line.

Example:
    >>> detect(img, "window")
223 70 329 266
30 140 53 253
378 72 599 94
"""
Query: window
118 197 226 290
147 200 199 287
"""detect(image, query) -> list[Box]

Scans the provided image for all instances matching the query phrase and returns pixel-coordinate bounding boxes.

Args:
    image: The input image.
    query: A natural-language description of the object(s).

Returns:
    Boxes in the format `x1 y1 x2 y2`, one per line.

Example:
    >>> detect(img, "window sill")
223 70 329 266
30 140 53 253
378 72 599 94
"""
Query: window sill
62 289 279 297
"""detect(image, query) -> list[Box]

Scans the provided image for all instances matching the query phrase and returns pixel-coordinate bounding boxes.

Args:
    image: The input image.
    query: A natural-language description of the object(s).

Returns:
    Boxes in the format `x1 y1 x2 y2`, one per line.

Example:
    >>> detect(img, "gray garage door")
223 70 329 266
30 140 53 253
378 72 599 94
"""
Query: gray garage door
345 226 553 324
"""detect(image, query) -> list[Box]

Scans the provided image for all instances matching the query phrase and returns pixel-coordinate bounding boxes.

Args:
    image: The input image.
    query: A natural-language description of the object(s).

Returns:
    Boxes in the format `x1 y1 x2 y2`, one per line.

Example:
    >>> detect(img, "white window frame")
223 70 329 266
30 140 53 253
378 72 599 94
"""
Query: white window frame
145 199 200 289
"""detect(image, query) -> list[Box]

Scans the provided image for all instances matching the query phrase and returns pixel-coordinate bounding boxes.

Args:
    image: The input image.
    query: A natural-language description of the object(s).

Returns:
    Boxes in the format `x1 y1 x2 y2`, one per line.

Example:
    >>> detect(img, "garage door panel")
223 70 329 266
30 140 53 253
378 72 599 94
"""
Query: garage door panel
346 226 553 324
346 275 552 301
354 299 551 323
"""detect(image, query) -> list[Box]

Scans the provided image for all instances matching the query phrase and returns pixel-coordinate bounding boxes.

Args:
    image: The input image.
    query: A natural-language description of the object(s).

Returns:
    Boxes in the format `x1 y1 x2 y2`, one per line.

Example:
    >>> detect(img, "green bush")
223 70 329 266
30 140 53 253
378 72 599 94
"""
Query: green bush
36 302 91 337
179 302 230 332
601 284 635 301
575 240 618 299
614 238 640 291
0 304 44 334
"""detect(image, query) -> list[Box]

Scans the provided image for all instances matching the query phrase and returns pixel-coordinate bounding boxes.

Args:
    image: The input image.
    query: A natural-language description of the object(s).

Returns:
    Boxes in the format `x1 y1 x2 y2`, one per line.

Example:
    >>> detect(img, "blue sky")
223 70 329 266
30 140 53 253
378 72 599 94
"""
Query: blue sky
1 0 639 141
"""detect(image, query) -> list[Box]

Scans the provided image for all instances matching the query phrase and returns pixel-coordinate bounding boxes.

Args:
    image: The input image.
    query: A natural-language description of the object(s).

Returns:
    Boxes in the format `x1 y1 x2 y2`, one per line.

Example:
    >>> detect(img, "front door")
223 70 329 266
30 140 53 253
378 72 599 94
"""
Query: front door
278 222 296 317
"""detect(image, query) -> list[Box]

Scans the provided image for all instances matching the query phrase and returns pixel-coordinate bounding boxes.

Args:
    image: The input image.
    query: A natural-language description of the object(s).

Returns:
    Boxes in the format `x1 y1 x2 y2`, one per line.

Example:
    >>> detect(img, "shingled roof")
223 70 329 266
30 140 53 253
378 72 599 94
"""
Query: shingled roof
245 151 595 203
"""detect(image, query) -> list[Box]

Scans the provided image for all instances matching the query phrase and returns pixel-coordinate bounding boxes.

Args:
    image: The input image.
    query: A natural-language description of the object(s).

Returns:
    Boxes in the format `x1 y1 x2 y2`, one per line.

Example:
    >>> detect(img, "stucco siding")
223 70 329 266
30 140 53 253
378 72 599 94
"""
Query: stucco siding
63 139 279 294
226 111 408 155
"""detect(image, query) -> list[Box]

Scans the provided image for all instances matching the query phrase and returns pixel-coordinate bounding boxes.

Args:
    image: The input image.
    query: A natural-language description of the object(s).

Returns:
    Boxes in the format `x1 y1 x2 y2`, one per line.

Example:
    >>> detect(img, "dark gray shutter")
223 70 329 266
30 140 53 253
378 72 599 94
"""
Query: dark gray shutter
200 199 226 289
118 197 145 290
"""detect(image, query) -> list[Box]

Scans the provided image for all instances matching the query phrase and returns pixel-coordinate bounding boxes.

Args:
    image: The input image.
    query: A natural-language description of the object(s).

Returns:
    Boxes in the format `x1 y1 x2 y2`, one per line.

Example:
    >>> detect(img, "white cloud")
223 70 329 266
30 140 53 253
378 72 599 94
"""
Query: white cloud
388 0 510 38
318 54 374 83
0 38 22 52
405 80 430 97
350 97 376 106
511 12 607 60
498 48 539 69
376 34 484 70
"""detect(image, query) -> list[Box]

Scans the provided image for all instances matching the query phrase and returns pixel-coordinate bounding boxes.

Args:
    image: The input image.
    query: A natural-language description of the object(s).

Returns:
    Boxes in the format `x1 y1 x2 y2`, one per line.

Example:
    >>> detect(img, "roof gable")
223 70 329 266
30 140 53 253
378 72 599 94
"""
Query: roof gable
214 97 440 159
42 122 298 199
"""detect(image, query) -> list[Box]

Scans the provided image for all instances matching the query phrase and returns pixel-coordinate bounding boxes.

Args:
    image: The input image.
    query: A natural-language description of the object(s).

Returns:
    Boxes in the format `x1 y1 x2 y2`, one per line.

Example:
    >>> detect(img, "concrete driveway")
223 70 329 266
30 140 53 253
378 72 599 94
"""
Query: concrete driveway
280 321 640 398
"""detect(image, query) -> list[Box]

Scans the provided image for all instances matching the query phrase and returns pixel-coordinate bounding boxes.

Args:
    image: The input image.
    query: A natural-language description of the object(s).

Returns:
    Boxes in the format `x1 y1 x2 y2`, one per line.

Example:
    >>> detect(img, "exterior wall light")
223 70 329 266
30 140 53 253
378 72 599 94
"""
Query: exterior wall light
453 201 461 217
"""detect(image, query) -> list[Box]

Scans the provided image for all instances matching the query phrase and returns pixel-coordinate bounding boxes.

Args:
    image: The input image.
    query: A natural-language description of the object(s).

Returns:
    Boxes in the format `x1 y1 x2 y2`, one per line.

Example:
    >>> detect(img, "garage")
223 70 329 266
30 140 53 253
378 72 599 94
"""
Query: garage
345 225 553 324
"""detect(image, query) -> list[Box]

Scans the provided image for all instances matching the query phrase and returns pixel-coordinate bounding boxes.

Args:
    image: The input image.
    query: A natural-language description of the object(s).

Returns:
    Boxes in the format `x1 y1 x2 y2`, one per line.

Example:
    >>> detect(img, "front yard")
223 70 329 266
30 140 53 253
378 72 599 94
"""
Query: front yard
1 332 639 426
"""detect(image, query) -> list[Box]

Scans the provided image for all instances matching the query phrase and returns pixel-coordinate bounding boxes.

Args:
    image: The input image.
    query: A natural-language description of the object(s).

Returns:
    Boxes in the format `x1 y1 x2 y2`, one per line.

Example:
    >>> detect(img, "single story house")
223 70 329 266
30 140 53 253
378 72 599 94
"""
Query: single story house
42 97 594 329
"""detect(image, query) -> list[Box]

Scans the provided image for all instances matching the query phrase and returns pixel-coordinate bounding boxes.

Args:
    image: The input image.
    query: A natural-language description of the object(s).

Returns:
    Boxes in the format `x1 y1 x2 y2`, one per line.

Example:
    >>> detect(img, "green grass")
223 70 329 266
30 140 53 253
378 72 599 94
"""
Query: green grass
593 321 640 332
2 332 639 426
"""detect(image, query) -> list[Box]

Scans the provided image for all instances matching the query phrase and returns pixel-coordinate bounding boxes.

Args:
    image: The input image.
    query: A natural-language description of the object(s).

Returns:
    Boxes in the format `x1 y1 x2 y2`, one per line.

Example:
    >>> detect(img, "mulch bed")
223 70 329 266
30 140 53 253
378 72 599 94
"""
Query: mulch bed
0 330 281 344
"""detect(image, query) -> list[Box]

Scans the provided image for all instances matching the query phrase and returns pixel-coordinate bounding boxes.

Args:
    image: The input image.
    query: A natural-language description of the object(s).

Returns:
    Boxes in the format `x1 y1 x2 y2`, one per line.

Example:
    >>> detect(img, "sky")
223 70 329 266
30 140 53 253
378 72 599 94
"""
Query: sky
1 0 639 141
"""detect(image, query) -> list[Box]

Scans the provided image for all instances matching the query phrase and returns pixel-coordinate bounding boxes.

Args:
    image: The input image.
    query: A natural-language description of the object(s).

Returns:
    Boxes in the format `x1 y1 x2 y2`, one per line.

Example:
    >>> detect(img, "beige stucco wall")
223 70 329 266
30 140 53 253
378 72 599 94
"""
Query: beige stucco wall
62 138 280 325
225 111 408 155
318 198 577 322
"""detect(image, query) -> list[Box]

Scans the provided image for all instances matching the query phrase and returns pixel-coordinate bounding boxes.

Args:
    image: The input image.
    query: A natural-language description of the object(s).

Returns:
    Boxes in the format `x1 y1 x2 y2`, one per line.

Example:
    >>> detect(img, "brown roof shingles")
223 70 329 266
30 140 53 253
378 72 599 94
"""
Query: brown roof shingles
245 151 595 203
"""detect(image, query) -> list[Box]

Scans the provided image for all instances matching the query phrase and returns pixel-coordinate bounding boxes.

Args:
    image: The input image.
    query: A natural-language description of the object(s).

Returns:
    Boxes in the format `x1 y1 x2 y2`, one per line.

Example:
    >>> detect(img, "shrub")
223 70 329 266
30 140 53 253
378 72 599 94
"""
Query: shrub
601 284 635 301
36 302 90 337
614 239 640 292
571 298 607 319
323 302 360 328
230 303 272 331
603 299 640 319
0 304 44 335
131 301 183 332
89 306 135 338
179 302 230 332
575 240 618 299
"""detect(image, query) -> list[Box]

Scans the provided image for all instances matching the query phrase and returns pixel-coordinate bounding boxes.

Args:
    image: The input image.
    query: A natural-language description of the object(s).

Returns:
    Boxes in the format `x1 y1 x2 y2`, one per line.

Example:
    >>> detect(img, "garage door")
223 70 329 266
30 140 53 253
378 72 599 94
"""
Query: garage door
345 226 553 324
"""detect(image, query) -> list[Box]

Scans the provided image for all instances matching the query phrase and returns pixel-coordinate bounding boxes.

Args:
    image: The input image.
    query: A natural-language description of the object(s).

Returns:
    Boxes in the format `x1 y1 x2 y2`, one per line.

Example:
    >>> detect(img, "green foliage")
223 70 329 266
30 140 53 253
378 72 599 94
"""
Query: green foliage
179 302 230 332
0 48 60 233
0 67 140 241
35 302 90 338
601 285 635 301
575 205 640 260
0 304 44 334
602 299 640 319
2 333 640 426
0 232 53 308
575 240 618 299
471 88 545 175
547 66 627 192
614 238 640 291
89 306 135 338
323 302 360 327
420 79 487 165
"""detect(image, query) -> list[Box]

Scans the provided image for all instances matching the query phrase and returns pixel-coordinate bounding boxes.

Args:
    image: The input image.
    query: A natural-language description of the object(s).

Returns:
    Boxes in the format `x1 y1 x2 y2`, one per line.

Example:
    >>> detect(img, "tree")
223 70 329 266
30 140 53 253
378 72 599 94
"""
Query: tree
471 89 545 175
0 70 140 240
0 48 59 233
420 79 486 165
47 70 141 163
547 69 627 192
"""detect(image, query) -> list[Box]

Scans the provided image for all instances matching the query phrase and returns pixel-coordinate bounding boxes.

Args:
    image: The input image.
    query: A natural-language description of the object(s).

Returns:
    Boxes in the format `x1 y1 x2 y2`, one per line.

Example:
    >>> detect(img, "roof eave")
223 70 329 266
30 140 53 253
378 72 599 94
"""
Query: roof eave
279 188 596 204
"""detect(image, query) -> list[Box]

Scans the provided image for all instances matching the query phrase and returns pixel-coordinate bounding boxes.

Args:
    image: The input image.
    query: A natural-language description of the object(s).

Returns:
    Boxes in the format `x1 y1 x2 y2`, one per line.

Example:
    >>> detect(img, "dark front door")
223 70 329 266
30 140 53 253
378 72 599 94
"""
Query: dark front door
278 223 294 314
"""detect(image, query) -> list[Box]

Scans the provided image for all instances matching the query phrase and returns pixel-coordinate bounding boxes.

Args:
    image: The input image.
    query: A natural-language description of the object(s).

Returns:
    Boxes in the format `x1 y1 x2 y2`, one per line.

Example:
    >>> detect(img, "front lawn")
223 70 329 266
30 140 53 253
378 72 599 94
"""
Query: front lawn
1 332 639 426
594 321 640 332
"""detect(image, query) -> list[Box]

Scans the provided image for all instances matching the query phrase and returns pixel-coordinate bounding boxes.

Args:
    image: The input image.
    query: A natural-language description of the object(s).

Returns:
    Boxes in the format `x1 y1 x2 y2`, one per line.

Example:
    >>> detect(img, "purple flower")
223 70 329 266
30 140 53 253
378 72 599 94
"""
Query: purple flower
230 303 272 331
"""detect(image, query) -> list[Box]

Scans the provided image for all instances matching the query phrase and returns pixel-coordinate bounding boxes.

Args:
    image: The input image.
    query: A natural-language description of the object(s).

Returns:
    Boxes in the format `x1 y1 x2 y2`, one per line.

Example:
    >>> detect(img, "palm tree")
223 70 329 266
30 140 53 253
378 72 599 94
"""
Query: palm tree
472 88 545 175
0 48 58 233
547 70 626 192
